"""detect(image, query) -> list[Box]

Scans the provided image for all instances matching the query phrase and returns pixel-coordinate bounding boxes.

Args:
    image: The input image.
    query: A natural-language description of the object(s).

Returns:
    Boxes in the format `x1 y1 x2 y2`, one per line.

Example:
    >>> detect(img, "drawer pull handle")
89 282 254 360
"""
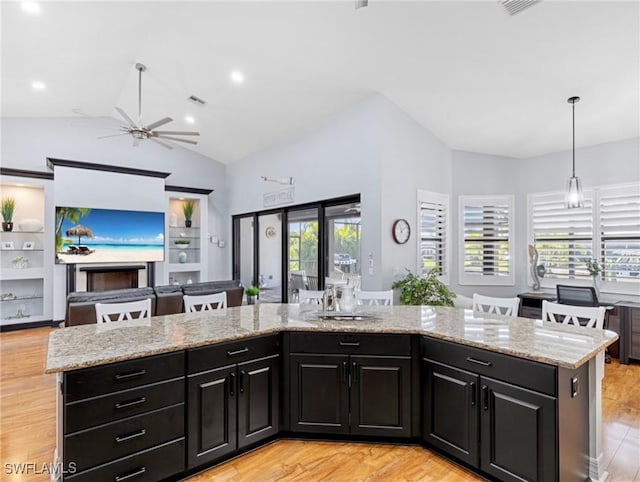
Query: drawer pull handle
114 369 146 381
115 466 146 481
115 396 147 410
227 347 249 357
466 357 492 367
339 341 360 347
115 429 146 443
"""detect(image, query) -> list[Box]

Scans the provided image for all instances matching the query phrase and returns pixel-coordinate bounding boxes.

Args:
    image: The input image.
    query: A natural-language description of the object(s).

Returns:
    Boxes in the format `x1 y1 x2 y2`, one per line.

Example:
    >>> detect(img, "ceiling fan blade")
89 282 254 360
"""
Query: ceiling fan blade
133 138 140 147
153 130 200 136
150 137 173 149
114 107 136 127
146 117 173 130
97 133 129 139
156 135 198 145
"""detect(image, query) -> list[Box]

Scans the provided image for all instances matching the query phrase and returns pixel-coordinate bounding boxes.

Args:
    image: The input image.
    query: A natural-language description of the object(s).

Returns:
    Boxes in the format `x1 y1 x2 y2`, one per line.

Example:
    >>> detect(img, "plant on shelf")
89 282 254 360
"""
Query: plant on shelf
246 286 260 305
182 200 195 228
2 197 15 232
391 269 456 306
12 256 28 269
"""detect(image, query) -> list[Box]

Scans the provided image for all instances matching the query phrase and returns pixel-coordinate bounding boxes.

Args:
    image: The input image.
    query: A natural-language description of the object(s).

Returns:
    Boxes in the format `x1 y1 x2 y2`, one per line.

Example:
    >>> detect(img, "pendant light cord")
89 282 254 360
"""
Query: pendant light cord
572 100 576 177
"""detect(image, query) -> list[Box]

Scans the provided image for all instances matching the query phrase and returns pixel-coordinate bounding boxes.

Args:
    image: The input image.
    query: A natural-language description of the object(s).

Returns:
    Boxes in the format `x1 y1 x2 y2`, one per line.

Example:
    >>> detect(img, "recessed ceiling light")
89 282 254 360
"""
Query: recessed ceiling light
185 115 195 124
21 2 41 15
31 81 46 91
230 70 245 84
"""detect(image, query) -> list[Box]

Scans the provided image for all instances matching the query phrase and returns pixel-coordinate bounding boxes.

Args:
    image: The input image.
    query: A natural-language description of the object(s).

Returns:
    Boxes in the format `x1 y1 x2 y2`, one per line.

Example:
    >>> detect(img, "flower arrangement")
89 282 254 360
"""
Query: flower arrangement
585 258 601 277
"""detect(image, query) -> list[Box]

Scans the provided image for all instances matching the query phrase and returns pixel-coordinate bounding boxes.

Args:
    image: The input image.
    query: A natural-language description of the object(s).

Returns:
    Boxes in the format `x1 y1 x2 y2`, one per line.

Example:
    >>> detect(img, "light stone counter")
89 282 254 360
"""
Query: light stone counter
45 304 617 373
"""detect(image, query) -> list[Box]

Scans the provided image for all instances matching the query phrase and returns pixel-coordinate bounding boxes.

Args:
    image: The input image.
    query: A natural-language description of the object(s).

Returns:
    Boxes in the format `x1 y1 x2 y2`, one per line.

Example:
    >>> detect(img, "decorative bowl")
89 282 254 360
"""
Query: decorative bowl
18 219 43 232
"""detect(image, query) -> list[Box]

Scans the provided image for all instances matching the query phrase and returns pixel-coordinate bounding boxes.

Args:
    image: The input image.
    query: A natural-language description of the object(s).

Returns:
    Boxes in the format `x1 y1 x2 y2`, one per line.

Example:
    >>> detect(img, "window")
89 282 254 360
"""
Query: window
459 195 515 285
417 190 449 283
529 191 594 279
529 182 640 291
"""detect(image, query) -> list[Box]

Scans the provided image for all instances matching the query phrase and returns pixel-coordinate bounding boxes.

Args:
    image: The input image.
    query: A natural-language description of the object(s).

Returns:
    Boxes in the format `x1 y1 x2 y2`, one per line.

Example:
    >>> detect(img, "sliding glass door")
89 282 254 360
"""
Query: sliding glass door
287 207 320 302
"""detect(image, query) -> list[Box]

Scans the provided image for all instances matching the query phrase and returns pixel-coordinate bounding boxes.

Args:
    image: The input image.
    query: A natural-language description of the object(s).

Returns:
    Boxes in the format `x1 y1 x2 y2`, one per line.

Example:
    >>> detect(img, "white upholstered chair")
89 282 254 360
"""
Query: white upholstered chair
472 294 520 316
355 289 393 306
541 300 606 329
95 299 152 323
184 292 227 312
298 289 325 305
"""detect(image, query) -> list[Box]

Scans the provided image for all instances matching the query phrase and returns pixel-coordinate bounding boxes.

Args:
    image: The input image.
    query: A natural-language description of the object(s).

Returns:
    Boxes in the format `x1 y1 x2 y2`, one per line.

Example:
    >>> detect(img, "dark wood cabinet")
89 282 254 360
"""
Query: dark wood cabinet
186 335 280 469
618 302 640 364
289 333 412 438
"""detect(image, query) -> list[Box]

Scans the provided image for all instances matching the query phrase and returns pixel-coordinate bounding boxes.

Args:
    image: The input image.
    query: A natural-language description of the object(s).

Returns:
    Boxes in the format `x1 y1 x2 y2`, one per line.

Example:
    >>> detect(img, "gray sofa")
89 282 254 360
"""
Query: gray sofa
65 280 245 326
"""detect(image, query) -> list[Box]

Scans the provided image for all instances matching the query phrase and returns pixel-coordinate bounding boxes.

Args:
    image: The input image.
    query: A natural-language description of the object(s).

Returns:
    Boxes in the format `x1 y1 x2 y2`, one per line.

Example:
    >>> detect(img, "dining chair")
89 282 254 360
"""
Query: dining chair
184 292 227 312
541 300 606 329
95 298 152 323
355 289 394 306
556 284 598 306
472 294 520 316
298 289 325 305
289 271 309 301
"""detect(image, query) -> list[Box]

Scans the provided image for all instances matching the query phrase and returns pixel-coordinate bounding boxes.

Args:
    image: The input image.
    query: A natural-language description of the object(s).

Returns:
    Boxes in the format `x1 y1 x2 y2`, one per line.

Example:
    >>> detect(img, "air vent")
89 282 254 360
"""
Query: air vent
500 0 541 16
188 95 206 106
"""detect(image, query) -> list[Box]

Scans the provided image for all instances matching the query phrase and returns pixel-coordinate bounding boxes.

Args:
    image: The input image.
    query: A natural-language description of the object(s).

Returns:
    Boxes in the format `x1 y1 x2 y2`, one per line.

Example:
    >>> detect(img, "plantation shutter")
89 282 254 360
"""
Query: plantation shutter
530 192 593 279
459 196 514 285
418 192 448 277
599 184 640 282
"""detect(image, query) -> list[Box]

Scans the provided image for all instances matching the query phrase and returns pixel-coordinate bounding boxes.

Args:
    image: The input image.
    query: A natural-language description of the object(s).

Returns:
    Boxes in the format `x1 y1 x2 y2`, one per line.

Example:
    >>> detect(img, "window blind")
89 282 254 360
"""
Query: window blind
419 193 448 277
599 184 640 282
530 192 593 279
459 196 514 285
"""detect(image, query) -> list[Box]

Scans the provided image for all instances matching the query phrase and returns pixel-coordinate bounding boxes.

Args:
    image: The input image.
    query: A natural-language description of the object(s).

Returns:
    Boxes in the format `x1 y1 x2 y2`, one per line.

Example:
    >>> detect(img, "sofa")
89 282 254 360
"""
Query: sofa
65 280 245 326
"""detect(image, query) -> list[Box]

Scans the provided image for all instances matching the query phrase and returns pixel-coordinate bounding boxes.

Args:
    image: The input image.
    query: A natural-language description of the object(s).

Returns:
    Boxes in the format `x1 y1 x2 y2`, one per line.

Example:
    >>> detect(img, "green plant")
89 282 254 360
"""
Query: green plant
391 269 456 307
246 286 260 296
174 239 191 245
2 197 15 222
182 200 195 221
585 258 601 276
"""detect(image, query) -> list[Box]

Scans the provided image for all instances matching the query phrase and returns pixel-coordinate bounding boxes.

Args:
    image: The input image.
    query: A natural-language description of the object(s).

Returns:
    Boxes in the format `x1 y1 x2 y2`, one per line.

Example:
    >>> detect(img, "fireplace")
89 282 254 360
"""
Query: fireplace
66 263 156 294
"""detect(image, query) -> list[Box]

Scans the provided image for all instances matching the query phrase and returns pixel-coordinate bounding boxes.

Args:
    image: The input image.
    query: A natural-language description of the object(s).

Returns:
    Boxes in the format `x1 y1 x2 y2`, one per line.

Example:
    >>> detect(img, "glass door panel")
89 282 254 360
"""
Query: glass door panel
325 202 361 289
287 207 319 302
257 212 282 303
237 216 254 289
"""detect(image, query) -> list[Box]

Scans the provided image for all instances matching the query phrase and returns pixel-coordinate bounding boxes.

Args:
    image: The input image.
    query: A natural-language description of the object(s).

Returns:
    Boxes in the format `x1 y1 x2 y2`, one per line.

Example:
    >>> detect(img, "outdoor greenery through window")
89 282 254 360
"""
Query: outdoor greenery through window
418 190 449 281
288 220 318 274
529 182 640 285
459 195 514 285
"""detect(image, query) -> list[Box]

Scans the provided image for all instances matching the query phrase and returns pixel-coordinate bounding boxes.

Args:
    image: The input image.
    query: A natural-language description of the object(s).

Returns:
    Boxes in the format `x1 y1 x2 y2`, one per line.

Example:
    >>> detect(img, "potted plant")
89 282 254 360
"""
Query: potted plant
182 200 195 228
585 258 602 295
391 269 456 306
246 286 260 305
2 197 15 232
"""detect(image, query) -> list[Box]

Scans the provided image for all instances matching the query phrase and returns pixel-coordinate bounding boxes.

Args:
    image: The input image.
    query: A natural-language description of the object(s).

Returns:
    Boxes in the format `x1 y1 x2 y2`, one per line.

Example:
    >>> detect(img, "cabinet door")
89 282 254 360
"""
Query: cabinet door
480 377 556 482
237 354 280 449
187 365 237 469
350 355 411 437
290 354 349 434
423 359 479 467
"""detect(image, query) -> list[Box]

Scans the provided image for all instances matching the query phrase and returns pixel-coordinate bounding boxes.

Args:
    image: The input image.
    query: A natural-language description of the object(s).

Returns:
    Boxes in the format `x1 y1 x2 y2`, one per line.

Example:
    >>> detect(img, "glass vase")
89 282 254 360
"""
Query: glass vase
592 275 600 297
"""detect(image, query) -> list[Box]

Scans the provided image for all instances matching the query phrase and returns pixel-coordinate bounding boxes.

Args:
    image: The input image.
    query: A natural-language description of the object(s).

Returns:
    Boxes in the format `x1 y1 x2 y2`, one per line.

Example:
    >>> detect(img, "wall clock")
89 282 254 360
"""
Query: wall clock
392 219 410 244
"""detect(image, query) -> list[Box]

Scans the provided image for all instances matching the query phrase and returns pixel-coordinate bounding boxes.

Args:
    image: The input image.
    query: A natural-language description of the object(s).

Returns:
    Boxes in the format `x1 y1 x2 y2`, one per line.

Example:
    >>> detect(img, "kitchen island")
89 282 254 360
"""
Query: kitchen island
47 304 616 482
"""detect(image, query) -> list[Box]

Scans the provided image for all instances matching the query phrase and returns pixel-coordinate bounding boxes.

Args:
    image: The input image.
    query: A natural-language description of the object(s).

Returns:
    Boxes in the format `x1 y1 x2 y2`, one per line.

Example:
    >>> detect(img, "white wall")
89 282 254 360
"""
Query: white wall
1 116 230 321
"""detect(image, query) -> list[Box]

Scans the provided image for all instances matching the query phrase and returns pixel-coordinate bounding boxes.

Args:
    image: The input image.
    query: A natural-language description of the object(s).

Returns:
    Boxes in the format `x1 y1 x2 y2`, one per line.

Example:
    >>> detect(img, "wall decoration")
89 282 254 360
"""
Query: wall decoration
392 219 411 244
23 241 35 250
265 226 277 239
2 241 14 250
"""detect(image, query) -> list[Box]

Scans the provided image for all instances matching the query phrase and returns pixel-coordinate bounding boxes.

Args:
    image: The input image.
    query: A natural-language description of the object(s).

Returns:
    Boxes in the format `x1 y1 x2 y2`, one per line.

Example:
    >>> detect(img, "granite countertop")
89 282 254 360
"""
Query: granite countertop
45 304 618 373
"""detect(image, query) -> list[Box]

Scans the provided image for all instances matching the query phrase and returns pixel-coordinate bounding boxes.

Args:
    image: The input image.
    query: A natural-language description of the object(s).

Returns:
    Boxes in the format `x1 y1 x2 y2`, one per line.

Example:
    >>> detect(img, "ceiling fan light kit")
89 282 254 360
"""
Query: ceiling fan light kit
103 62 201 149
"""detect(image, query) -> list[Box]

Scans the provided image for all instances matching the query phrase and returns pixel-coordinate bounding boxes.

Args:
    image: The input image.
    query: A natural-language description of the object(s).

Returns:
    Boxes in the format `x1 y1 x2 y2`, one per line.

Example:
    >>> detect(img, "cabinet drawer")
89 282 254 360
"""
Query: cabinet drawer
65 378 185 434
289 332 411 356
65 403 184 472
65 352 185 402
188 334 280 374
66 437 185 482
421 337 556 397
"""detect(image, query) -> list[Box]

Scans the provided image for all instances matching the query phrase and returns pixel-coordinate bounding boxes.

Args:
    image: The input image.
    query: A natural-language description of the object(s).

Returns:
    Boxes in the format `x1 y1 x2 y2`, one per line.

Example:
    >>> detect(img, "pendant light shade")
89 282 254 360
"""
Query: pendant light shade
565 96 584 209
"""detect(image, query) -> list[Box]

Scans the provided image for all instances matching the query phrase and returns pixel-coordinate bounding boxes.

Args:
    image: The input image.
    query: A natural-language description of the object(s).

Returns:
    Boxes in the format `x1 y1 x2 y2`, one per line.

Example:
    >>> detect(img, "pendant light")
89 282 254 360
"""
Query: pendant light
565 96 584 209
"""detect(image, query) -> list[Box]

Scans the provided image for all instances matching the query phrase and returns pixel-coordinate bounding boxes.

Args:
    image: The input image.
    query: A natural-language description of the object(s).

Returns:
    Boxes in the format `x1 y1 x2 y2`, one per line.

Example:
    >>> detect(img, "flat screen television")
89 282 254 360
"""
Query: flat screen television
55 206 164 263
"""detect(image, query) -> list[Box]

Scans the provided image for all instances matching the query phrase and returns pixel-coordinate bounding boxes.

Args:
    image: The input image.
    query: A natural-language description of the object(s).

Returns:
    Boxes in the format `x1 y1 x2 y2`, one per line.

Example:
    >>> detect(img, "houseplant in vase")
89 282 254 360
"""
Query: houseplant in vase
586 258 602 296
246 286 260 305
2 197 15 232
182 200 195 228
391 269 456 306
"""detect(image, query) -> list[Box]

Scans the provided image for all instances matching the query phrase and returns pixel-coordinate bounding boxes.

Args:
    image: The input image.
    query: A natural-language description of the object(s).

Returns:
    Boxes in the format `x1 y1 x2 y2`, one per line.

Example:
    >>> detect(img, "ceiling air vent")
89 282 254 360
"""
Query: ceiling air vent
500 0 541 16
188 95 206 106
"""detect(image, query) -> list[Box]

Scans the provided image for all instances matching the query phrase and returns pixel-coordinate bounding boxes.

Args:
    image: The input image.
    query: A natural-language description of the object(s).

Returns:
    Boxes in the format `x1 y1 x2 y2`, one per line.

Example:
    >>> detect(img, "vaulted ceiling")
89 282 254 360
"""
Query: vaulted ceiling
2 1 638 164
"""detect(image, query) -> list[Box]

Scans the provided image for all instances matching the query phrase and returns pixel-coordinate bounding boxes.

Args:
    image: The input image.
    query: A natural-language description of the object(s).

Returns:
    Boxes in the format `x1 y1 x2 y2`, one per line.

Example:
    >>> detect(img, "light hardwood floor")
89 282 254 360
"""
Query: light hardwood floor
1 327 639 481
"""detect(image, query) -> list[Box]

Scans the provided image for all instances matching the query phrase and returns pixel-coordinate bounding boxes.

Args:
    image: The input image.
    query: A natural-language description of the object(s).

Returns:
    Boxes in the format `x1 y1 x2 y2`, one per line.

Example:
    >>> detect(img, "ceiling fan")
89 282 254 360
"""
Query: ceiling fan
100 63 200 149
